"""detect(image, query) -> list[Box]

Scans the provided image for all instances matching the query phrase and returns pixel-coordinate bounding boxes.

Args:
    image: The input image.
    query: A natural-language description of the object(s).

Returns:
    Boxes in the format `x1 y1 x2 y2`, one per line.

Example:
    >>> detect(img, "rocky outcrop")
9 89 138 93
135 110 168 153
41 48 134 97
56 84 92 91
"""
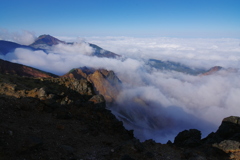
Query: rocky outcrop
62 67 95 79
87 69 121 103
50 77 94 96
173 116 240 159
204 116 240 159
203 116 240 144
63 67 122 103
174 129 202 147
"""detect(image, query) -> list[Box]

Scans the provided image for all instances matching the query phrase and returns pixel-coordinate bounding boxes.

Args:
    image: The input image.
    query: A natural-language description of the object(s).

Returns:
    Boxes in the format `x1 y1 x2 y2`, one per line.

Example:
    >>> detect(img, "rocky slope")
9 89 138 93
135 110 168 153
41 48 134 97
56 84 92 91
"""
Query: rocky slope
0 59 57 78
0 73 185 160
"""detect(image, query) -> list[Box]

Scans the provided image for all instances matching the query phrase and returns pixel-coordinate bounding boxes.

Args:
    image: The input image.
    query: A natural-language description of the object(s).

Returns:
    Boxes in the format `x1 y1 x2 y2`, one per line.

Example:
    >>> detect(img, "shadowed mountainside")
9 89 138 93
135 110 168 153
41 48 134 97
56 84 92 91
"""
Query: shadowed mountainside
0 40 38 55
0 59 57 78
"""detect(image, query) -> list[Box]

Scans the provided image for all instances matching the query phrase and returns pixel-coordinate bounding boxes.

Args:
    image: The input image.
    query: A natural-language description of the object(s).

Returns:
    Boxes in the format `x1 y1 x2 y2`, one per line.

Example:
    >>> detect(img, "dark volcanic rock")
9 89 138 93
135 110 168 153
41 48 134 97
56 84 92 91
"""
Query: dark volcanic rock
216 116 240 140
174 129 202 147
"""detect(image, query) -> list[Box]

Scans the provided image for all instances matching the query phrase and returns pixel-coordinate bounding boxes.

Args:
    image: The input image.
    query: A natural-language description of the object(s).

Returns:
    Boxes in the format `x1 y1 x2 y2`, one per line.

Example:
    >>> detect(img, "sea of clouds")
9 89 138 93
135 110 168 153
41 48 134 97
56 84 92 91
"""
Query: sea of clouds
1 31 240 143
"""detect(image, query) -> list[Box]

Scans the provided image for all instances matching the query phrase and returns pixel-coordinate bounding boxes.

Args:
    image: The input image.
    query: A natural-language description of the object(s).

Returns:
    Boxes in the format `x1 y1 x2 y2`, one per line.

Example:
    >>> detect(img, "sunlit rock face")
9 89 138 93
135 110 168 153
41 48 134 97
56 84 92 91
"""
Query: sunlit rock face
63 67 122 103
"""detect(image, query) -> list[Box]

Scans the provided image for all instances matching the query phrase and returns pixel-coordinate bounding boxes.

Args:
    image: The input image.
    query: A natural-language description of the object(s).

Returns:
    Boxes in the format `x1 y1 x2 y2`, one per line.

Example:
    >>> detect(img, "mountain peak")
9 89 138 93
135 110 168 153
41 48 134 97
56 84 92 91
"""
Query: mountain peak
30 34 65 47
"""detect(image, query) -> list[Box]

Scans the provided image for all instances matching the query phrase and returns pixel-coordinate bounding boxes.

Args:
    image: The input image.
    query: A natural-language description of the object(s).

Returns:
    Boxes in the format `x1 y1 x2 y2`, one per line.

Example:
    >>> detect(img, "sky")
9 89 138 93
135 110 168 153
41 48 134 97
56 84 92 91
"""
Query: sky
0 0 240 38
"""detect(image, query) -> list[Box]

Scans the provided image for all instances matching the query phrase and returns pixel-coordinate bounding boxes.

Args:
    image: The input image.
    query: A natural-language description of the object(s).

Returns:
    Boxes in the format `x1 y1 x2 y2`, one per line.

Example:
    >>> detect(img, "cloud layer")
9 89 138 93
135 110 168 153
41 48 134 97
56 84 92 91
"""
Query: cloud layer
1 36 240 143
0 29 36 45
86 36 240 69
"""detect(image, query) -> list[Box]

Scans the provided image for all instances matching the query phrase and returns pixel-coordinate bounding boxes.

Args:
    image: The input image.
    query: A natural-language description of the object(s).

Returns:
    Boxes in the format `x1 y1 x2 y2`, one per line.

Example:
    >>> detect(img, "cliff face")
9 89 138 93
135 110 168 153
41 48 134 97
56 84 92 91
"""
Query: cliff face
63 68 122 103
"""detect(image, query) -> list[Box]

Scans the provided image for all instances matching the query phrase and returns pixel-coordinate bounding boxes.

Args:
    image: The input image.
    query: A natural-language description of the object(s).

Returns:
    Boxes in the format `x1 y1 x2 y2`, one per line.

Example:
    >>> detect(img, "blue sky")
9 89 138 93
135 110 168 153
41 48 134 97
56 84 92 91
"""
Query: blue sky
0 0 239 38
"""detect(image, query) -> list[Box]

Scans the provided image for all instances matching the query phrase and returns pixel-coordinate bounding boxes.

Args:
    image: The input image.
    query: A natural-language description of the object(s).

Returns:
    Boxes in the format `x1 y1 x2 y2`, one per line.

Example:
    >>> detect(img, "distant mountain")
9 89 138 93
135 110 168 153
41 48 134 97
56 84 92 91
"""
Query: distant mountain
0 34 120 58
89 43 121 58
199 66 223 76
0 40 36 55
148 59 207 75
0 59 57 78
29 34 120 58
29 34 66 49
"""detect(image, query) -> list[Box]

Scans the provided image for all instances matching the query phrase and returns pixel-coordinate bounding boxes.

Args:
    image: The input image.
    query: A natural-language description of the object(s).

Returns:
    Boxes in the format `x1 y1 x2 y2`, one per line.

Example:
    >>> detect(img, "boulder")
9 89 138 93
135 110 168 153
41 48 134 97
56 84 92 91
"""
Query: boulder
216 116 240 140
174 129 202 147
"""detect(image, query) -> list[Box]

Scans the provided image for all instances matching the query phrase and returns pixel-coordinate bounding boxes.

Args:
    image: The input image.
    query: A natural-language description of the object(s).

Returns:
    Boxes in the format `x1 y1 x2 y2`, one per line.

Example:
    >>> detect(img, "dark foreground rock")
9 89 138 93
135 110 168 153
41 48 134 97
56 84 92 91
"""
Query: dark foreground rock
174 129 201 147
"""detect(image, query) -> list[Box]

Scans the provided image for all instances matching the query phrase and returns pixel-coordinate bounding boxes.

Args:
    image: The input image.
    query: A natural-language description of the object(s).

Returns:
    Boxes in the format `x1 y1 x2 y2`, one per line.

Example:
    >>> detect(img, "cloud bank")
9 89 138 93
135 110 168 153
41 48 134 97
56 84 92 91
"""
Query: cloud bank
86 36 240 69
2 36 240 143
0 29 36 45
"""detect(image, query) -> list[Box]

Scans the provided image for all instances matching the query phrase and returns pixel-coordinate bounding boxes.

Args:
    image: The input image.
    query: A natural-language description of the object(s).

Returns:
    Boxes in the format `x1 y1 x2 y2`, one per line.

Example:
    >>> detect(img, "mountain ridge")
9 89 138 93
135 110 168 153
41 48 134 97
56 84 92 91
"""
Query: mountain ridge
0 34 120 59
0 59 57 78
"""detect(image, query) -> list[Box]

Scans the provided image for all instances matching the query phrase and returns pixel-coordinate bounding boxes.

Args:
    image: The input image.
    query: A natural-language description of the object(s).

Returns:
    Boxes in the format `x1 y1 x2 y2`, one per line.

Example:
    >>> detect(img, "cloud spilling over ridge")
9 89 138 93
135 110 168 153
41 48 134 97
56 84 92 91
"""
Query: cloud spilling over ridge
52 42 95 56
2 36 240 143
0 29 36 45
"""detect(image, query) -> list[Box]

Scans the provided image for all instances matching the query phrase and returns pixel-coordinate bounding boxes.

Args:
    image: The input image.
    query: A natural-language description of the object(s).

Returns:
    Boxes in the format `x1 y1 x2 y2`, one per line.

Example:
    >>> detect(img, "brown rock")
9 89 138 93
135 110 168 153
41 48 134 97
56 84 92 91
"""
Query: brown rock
213 140 240 153
88 69 121 102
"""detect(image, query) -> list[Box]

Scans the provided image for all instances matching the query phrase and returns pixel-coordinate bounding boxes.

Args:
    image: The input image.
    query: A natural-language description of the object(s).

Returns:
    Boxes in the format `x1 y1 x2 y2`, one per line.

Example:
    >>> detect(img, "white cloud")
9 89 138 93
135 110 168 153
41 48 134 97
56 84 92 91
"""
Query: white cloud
0 29 36 45
112 68 240 142
51 42 95 56
86 36 240 69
